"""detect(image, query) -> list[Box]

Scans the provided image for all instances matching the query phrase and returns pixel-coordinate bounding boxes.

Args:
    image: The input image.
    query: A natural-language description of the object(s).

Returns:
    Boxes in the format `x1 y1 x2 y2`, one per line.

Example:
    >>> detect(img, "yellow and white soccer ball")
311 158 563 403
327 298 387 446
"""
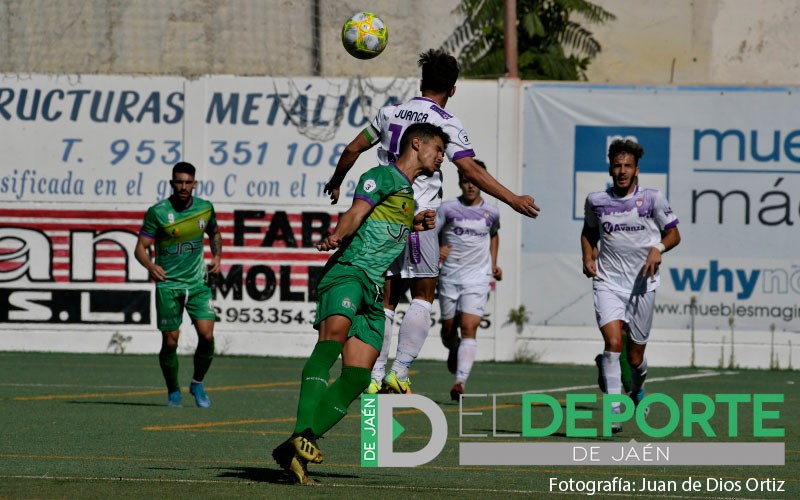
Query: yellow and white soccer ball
341 12 388 60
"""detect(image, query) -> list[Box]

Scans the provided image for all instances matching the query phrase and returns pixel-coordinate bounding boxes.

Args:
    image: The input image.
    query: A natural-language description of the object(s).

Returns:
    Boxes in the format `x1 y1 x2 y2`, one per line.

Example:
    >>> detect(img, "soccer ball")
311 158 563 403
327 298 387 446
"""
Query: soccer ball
341 12 388 60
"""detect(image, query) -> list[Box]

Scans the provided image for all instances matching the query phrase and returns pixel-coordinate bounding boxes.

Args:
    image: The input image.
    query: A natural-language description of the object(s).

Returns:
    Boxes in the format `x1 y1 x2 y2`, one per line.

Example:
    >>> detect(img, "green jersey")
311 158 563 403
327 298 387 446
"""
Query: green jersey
140 196 217 289
331 165 415 286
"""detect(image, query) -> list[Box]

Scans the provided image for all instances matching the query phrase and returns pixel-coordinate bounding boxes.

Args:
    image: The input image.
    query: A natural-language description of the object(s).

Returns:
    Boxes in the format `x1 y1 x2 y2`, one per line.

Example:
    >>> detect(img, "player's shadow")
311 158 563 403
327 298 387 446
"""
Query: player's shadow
67 400 163 407
216 467 359 484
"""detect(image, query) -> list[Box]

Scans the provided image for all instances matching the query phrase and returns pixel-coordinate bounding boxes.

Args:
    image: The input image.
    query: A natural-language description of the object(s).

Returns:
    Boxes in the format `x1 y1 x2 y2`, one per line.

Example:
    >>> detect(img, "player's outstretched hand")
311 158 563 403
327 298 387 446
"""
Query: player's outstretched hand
323 181 341 205
317 233 341 251
413 209 436 231
511 194 540 218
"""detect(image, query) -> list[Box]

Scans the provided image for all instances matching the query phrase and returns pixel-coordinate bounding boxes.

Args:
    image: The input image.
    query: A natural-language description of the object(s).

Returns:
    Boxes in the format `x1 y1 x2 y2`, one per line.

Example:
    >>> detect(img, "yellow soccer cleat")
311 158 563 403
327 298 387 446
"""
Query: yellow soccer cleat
272 439 317 485
363 379 381 394
291 429 324 464
381 370 412 395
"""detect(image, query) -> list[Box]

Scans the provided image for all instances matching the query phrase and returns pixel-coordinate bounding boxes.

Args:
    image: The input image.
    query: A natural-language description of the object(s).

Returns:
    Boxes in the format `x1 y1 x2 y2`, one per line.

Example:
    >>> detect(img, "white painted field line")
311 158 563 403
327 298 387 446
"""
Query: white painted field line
492 370 731 397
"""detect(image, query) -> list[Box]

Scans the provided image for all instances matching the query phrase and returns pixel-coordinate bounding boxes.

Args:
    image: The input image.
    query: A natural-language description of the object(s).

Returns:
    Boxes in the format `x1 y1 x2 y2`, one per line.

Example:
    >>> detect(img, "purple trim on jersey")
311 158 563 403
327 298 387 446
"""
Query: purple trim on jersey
139 230 155 238
454 199 493 225
410 96 453 119
390 163 412 184
452 149 476 161
663 218 679 230
354 194 376 207
592 187 654 217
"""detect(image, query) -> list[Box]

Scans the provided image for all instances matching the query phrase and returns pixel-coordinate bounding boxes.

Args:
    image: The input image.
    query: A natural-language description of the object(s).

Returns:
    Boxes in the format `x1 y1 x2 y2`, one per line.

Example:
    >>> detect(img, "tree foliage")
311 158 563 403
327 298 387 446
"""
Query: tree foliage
440 0 615 80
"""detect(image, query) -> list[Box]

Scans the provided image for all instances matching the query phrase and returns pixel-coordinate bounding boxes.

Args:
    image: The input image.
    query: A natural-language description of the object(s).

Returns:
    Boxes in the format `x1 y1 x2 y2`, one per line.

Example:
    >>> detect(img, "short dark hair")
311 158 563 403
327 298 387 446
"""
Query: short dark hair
172 161 196 178
608 139 644 165
458 158 486 183
419 49 459 93
399 122 450 155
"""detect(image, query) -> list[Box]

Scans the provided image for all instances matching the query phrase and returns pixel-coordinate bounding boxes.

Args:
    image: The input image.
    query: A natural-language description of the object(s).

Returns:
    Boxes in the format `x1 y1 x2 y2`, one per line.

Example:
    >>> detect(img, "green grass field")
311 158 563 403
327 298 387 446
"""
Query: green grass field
0 352 797 499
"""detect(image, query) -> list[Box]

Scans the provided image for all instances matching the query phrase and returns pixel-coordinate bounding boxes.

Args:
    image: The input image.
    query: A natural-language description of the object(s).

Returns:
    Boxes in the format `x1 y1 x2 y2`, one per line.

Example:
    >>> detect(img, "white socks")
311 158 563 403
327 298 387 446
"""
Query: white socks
371 309 395 383
601 351 622 410
391 299 432 380
455 338 477 385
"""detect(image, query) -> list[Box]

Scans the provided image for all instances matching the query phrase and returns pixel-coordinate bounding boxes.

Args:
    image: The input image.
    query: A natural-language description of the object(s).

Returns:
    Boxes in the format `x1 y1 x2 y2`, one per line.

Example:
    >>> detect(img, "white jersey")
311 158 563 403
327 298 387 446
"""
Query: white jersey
584 186 679 294
437 197 500 286
364 96 476 212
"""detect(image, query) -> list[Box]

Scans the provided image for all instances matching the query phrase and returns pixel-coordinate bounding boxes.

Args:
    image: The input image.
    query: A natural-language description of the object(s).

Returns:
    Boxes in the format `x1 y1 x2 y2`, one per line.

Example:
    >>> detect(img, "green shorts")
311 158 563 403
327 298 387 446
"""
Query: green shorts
155 283 216 332
315 264 385 352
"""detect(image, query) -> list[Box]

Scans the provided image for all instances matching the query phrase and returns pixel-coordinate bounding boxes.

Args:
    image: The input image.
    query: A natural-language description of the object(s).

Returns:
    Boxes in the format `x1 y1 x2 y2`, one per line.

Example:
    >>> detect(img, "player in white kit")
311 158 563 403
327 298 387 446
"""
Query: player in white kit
324 49 538 395
437 162 501 401
580 139 681 432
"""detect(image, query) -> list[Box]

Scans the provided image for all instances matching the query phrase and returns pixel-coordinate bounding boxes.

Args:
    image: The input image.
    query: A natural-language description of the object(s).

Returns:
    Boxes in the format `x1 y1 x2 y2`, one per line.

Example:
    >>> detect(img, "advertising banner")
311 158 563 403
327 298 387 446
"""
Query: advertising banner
522 84 800 331
0 75 499 342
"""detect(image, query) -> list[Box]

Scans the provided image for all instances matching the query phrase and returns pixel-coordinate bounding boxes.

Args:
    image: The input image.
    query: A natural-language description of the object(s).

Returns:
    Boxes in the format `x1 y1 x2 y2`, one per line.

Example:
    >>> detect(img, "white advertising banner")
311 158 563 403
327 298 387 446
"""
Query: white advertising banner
0 75 502 347
522 83 800 331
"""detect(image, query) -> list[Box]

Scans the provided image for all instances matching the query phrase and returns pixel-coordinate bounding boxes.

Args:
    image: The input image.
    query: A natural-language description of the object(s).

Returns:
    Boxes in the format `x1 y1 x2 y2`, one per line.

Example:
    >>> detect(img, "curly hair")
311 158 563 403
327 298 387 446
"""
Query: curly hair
607 139 644 165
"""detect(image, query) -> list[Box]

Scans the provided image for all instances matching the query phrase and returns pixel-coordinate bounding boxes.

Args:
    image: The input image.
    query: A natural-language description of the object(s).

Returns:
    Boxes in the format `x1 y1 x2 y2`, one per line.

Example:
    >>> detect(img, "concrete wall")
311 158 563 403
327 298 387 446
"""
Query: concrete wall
3 1 800 84
0 0 462 77
587 0 800 85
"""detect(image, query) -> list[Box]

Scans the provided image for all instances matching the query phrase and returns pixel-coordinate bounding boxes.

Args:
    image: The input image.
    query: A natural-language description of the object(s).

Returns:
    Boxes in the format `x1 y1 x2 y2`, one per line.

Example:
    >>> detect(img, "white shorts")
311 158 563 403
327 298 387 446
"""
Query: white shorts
438 281 491 320
593 287 656 344
386 229 439 279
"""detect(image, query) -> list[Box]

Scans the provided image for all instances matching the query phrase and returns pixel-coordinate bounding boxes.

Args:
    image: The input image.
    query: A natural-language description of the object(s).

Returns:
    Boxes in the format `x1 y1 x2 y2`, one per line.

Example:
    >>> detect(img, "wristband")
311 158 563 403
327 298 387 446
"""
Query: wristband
654 242 666 253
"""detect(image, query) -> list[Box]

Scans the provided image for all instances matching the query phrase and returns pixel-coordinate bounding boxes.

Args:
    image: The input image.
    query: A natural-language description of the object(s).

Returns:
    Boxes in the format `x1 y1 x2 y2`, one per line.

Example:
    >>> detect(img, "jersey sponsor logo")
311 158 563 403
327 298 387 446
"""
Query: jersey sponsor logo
601 222 646 234
386 224 411 243
429 104 453 120
363 179 377 193
168 213 175 223
165 240 204 256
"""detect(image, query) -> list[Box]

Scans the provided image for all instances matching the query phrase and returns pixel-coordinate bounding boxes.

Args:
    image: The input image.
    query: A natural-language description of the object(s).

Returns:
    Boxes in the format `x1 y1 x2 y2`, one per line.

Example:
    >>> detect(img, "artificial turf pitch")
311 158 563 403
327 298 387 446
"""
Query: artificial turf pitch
0 352 796 499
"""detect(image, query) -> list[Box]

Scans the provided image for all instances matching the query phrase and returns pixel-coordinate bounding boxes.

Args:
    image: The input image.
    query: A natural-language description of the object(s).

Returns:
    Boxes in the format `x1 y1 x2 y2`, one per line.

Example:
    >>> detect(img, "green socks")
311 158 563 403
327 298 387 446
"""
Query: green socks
193 337 215 382
294 340 343 434
312 366 371 437
158 345 180 393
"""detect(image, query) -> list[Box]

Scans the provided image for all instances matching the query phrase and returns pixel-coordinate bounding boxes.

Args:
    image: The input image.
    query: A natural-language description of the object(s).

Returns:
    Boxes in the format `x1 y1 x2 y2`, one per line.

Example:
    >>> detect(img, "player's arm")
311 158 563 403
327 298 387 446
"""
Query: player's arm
642 226 681 279
453 156 539 218
580 222 600 279
490 231 502 281
134 234 166 282
316 198 373 251
324 132 375 205
206 224 222 274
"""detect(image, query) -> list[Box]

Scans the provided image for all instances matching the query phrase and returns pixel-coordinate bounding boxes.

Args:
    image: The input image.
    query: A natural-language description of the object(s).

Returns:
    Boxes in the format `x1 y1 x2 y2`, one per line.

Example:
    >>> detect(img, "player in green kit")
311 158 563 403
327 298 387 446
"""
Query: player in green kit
135 162 222 408
272 123 449 484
